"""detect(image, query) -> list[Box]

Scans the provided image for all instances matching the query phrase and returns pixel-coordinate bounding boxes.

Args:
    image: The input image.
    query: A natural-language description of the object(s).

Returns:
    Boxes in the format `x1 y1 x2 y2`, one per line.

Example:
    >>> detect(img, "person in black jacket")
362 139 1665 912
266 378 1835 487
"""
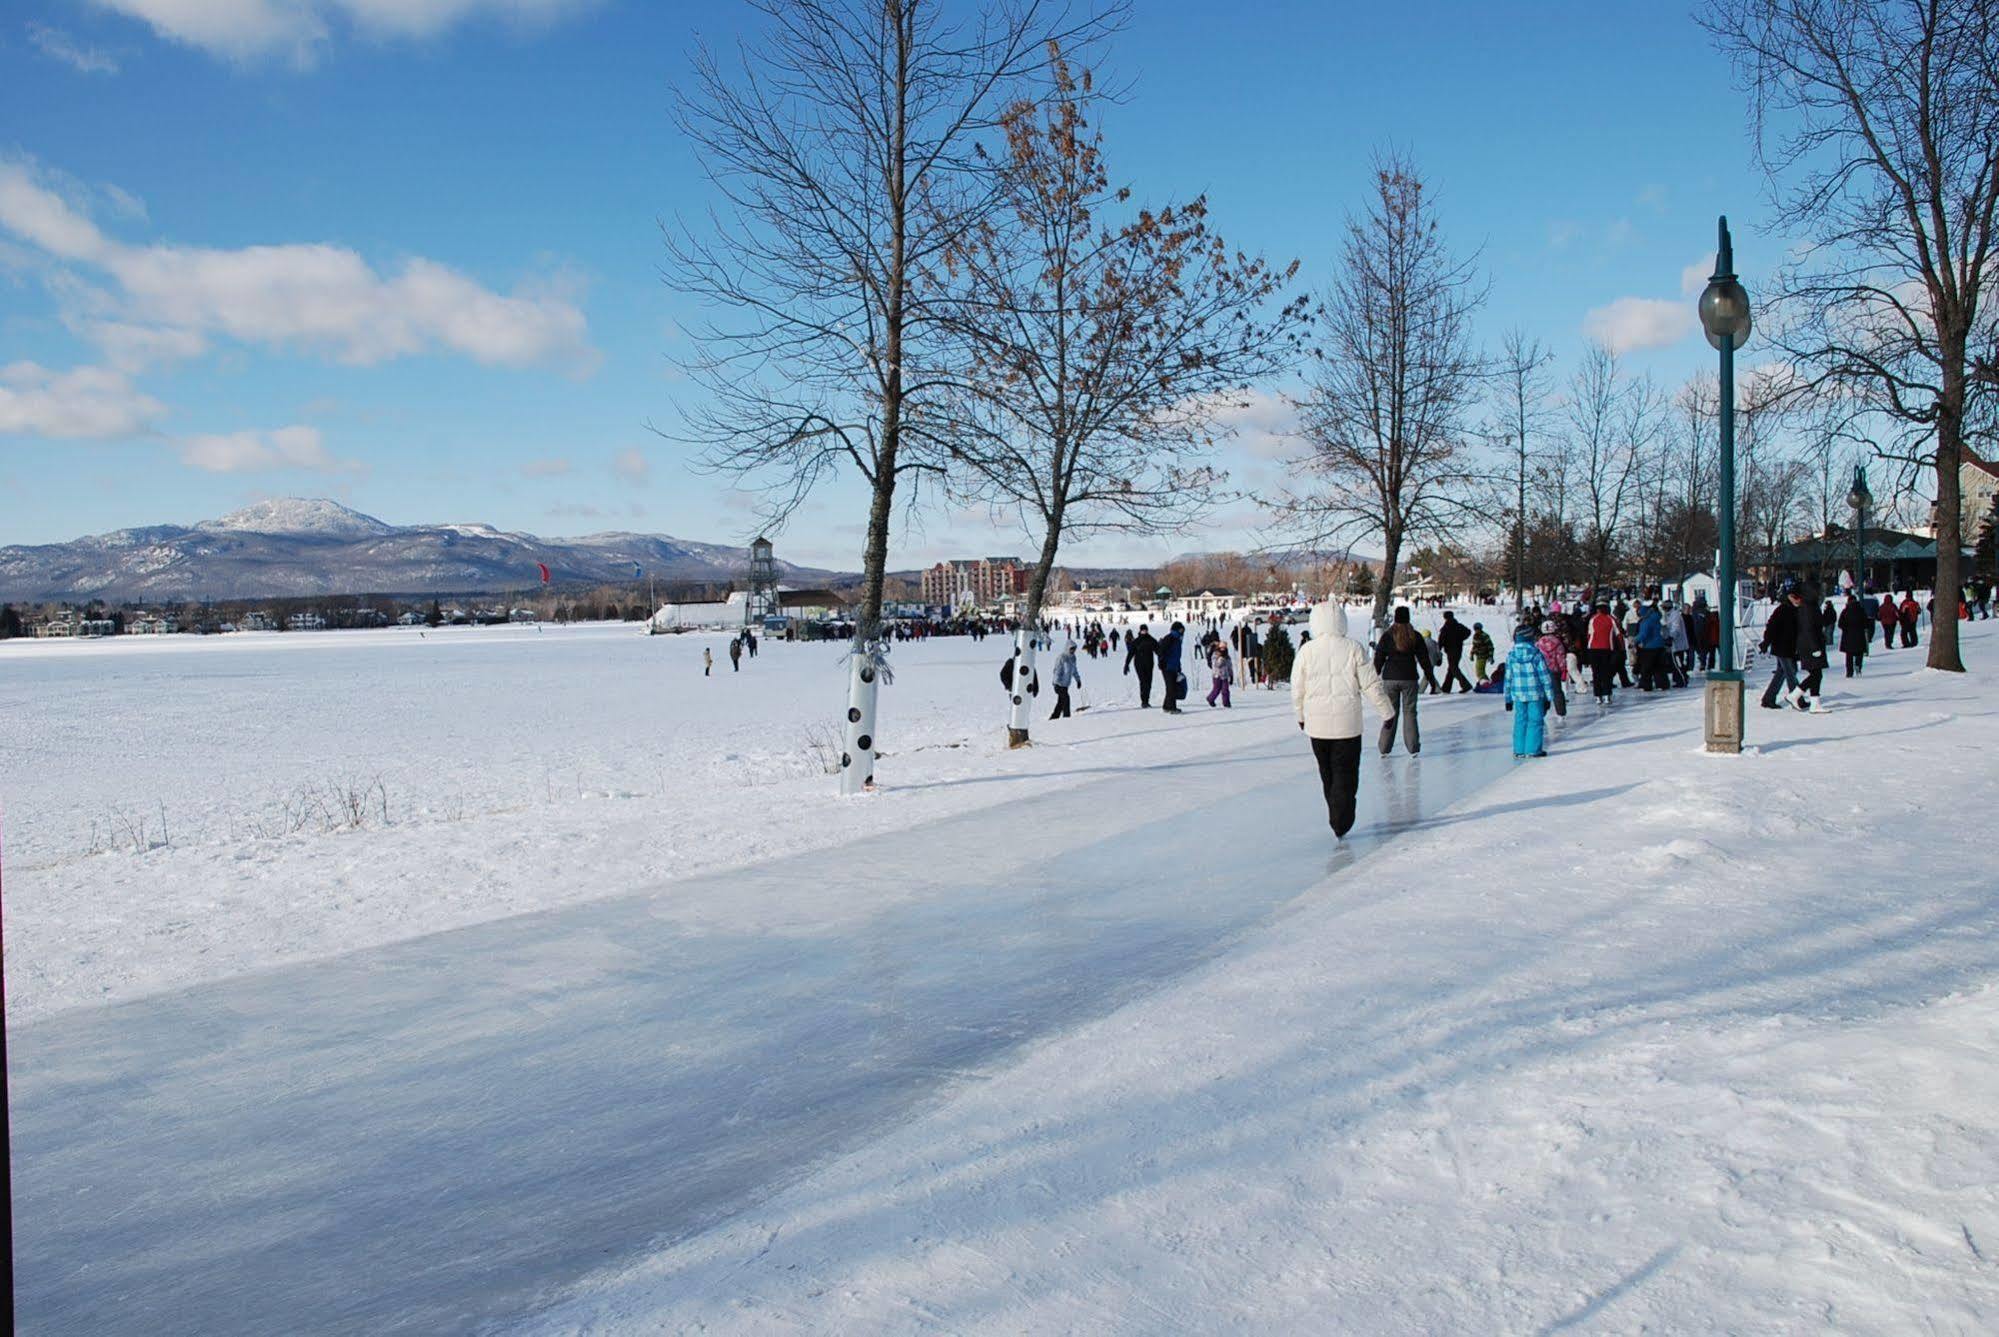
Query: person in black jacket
1837 593 1871 677
1158 622 1187 713
1124 624 1159 707
1436 610 1473 693
1373 607 1428 754
1794 585 1829 708
1758 583 1805 708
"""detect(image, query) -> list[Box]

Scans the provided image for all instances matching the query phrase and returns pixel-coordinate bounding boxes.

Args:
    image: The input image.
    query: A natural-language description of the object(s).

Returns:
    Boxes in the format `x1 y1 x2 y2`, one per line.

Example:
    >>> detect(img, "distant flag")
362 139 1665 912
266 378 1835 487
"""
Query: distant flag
536 562 551 584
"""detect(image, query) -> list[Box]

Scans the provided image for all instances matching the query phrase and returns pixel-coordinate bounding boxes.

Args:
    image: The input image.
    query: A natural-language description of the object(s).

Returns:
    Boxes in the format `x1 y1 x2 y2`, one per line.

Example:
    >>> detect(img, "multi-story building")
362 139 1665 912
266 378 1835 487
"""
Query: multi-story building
919 556 1027 607
1963 449 1999 550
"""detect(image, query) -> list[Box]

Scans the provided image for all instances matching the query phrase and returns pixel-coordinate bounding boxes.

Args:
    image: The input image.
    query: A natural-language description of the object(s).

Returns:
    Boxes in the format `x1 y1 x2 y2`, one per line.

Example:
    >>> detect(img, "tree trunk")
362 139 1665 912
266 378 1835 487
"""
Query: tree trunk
1930 348 1967 672
1006 513 1066 747
837 0 908 796
1373 531 1400 630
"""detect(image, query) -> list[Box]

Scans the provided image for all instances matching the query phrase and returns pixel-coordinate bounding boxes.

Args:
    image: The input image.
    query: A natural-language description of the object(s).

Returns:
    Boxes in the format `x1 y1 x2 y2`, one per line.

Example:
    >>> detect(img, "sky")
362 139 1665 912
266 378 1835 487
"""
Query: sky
0 0 1776 569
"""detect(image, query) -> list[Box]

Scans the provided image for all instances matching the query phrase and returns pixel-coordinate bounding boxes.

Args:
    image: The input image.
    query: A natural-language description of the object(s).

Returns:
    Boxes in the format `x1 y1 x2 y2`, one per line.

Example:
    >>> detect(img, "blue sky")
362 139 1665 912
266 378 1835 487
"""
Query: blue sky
0 0 1770 568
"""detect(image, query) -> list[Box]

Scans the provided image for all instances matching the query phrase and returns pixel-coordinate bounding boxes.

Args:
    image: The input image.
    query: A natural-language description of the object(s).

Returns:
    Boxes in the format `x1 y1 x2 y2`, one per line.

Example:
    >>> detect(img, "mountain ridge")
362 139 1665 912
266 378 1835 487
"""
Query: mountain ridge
0 499 836 603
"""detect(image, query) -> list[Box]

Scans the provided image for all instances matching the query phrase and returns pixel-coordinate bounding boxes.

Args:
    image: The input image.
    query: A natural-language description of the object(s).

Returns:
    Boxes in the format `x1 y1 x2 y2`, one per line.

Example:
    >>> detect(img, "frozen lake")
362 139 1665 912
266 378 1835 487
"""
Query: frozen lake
3 617 1380 1019
12 668 1534 1334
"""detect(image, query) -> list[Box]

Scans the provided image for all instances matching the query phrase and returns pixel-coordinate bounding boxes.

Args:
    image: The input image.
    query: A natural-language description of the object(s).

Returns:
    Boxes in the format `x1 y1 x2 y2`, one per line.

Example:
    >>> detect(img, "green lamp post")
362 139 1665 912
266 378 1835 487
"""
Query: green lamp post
1699 216 1753 752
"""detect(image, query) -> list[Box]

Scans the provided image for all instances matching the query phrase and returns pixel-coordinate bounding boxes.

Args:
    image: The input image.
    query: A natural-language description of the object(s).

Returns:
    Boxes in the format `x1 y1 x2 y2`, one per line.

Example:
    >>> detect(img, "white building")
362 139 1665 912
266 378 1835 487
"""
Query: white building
650 591 750 632
288 611 327 631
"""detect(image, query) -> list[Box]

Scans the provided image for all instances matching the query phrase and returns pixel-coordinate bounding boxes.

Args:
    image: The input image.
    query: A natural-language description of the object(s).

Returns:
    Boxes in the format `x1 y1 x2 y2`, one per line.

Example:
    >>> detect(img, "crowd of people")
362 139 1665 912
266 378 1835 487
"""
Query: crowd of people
698 580 1966 838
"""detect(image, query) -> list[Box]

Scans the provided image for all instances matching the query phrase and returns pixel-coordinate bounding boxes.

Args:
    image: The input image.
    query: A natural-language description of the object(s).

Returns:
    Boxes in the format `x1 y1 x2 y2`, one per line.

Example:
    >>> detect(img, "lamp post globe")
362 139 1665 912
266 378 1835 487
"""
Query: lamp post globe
1848 465 1871 514
1699 277 1753 350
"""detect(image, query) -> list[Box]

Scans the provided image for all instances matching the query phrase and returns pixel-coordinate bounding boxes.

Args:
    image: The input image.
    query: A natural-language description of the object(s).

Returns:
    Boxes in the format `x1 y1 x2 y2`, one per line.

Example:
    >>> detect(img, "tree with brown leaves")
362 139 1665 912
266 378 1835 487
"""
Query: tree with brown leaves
666 0 1116 791
941 49 1306 745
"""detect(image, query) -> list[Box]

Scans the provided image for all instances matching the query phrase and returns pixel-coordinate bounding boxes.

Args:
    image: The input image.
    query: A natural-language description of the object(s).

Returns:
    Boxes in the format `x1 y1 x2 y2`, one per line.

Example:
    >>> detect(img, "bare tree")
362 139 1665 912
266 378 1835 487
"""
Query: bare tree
1671 373 1721 582
1276 154 1487 628
1703 0 1999 670
667 0 1112 792
941 51 1306 744
1566 343 1662 594
1489 330 1554 611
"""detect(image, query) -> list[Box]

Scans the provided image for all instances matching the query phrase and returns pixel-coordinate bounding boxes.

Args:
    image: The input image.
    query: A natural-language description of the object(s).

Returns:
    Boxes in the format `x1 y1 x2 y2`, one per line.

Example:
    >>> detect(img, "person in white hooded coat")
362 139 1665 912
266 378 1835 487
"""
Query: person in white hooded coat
1291 602 1397 838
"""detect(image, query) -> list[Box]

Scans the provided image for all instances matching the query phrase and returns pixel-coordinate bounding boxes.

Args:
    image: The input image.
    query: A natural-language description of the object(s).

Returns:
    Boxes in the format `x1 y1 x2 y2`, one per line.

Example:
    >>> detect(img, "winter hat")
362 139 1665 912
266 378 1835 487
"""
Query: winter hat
1393 606 1412 624
1514 625 1538 642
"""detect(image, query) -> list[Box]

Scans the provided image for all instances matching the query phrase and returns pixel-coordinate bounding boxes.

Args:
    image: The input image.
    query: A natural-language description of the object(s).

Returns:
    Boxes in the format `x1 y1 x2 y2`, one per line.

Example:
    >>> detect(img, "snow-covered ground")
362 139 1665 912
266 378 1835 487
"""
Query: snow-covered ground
7 612 1994 1333
2 619 1294 1021
521 619 1999 1334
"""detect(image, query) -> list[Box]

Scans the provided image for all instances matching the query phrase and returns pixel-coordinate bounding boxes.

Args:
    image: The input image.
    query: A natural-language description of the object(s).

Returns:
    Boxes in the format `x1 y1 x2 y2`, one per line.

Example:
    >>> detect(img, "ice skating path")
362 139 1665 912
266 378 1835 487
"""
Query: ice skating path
12 692 1605 1334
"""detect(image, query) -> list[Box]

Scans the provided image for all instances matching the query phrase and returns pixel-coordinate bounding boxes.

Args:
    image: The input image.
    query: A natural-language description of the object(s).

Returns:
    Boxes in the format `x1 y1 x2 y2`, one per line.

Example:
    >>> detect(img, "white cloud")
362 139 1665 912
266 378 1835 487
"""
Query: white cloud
611 446 650 483
82 320 210 372
1183 388 1298 462
1681 255 1715 297
89 0 597 67
0 158 595 371
177 424 356 473
0 361 166 439
1582 297 1694 354
26 23 121 74
521 456 571 477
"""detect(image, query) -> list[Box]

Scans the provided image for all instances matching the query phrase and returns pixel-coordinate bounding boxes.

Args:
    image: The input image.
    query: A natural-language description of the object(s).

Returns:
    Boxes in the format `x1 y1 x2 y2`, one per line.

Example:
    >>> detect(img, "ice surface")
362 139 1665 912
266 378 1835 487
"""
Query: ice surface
10 683 1534 1334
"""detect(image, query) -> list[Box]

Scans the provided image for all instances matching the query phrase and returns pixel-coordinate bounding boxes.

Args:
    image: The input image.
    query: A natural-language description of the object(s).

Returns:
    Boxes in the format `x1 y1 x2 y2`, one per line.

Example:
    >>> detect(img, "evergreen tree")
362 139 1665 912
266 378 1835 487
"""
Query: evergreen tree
1262 624 1296 683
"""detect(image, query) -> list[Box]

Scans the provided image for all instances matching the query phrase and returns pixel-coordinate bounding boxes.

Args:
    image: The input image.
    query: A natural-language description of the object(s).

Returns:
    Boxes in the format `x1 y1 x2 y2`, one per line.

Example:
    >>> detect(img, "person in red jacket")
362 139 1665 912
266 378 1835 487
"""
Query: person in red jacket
1877 593 1900 649
1585 601 1621 705
1898 593 1922 648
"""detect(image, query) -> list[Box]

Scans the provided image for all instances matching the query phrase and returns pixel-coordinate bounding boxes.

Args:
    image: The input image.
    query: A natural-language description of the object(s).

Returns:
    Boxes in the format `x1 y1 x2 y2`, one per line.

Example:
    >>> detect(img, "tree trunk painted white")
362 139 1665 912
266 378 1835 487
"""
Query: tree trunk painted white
1006 628 1037 748
838 641 881 795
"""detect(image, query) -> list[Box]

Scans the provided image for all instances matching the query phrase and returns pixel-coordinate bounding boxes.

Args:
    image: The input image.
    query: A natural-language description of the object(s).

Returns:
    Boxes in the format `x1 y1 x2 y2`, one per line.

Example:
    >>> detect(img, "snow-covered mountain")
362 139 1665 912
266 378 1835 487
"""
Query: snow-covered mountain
0 500 836 602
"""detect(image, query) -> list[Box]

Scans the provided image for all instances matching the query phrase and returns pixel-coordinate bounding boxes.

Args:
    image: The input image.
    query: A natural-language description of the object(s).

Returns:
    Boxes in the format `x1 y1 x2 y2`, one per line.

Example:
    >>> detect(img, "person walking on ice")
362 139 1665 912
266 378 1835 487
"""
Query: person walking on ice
1373 606 1429 754
728 636 743 672
1206 642 1234 708
1437 610 1474 693
1504 624 1556 757
1470 622 1495 684
703 646 713 676
1292 602 1396 839
1050 642 1081 719
1124 623 1159 708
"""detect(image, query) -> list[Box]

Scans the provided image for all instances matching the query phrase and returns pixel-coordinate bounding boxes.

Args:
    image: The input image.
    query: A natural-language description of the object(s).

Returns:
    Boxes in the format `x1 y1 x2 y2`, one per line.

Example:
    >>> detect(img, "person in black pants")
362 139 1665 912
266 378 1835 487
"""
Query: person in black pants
1157 621 1187 714
1311 736 1363 834
1292 602 1396 837
1124 624 1158 707
1436 610 1473 693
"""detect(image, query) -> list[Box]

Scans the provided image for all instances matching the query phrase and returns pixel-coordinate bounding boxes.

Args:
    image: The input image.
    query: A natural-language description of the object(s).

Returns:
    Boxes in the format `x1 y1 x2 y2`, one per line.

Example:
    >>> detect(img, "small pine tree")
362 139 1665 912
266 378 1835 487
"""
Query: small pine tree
426 599 443 627
1262 624 1296 682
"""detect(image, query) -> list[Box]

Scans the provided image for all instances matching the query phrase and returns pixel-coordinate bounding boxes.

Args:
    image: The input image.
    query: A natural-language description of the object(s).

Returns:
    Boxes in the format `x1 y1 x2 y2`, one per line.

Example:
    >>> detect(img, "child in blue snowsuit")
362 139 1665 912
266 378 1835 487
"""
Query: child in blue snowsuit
1503 624 1555 758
